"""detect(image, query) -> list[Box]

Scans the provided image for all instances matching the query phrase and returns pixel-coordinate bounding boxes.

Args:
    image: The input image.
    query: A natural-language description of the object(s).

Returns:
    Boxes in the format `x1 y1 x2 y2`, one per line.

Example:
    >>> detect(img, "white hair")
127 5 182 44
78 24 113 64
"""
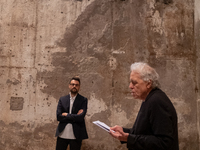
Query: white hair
130 62 160 88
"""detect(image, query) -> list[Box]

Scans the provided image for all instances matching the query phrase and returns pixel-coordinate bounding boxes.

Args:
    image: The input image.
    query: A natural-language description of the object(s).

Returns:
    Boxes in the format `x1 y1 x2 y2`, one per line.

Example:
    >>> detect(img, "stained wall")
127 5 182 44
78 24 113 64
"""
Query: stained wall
0 0 199 150
195 0 200 149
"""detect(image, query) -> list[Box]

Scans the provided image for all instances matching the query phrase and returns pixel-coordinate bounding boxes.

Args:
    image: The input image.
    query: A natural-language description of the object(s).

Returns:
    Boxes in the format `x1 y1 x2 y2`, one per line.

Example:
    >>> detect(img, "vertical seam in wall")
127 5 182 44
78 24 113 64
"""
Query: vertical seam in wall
110 0 115 126
34 1 38 68
194 0 200 149
33 0 38 113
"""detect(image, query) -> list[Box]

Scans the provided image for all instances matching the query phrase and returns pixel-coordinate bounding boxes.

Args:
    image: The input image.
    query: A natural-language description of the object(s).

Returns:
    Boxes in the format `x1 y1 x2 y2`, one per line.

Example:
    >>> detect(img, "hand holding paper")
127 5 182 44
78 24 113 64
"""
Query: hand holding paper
109 125 129 142
93 120 115 133
93 121 128 141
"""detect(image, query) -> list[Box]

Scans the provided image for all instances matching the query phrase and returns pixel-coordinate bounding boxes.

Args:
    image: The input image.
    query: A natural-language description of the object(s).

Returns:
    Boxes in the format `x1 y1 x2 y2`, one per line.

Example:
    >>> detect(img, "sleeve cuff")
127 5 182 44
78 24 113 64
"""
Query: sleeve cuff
127 134 136 149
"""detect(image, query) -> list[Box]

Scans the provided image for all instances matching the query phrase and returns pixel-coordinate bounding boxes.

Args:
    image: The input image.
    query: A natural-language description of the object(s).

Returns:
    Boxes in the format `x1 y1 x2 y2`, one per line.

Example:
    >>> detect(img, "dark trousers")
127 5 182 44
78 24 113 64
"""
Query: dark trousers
56 137 82 150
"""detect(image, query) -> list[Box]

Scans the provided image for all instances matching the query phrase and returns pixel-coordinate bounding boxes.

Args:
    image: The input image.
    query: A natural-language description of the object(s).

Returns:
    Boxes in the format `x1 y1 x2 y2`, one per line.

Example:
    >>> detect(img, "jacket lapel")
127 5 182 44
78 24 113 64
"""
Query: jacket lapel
62 94 70 113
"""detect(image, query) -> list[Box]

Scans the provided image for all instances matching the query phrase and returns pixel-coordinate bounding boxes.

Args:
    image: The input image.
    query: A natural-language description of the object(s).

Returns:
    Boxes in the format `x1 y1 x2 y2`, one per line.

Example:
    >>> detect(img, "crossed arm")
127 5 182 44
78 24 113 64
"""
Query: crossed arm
57 98 88 123
62 109 83 116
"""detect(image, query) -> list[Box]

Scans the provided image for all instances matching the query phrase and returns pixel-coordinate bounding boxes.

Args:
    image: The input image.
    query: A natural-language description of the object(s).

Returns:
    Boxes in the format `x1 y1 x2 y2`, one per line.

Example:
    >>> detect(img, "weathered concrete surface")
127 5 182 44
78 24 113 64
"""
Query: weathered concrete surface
195 0 200 149
0 0 199 149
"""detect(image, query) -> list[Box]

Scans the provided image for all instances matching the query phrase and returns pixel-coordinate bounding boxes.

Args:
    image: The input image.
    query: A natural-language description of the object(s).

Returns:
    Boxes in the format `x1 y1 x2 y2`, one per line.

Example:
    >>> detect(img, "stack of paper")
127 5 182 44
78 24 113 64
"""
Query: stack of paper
93 120 115 132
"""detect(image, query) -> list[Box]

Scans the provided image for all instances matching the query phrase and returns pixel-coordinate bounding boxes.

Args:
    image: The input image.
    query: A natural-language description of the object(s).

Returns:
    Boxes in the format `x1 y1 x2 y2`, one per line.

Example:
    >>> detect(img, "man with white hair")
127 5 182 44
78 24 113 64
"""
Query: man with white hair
110 62 179 150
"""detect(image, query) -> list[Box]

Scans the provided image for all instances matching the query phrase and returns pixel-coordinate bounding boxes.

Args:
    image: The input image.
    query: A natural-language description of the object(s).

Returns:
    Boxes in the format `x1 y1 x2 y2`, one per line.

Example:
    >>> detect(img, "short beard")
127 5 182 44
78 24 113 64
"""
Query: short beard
70 88 78 95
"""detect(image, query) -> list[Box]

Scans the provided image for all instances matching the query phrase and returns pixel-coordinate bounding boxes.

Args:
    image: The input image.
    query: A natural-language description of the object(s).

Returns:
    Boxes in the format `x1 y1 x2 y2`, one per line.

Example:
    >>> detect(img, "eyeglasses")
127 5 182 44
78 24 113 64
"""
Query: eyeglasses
70 83 80 87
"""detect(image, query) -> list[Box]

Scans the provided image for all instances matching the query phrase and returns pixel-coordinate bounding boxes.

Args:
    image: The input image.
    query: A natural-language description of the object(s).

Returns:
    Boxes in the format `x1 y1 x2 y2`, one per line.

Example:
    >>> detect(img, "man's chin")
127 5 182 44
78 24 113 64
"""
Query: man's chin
71 91 78 95
132 94 138 99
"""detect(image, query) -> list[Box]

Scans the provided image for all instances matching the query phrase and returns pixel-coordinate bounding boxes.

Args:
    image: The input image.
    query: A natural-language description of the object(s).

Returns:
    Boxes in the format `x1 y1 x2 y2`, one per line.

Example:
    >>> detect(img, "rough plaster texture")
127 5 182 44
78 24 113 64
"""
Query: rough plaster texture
0 0 199 150
195 0 200 149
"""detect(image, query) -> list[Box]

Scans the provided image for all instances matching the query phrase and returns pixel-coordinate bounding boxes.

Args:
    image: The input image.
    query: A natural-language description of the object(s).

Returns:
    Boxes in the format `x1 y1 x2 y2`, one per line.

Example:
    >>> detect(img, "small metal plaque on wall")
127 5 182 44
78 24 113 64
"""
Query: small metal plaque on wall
10 97 24 111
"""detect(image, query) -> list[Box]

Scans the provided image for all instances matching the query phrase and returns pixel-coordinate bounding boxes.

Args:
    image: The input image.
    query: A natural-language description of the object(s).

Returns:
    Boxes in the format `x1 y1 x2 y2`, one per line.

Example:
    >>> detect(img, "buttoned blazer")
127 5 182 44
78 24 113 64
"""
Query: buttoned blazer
55 93 88 140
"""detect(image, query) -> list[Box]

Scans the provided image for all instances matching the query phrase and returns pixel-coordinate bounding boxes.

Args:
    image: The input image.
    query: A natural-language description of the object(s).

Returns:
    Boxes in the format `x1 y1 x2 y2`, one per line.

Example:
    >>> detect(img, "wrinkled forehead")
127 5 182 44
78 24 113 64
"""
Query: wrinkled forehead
130 71 142 79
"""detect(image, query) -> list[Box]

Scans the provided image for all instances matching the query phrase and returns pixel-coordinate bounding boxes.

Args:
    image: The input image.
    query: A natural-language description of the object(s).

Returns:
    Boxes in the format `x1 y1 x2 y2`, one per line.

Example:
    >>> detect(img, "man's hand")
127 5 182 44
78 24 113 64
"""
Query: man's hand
109 125 129 142
77 109 83 115
62 112 68 116
61 109 83 116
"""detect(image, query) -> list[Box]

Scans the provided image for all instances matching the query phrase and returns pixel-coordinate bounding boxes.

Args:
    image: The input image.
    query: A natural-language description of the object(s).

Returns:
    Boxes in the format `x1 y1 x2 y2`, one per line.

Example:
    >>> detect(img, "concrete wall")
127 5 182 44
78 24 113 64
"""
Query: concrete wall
195 0 200 149
0 0 199 149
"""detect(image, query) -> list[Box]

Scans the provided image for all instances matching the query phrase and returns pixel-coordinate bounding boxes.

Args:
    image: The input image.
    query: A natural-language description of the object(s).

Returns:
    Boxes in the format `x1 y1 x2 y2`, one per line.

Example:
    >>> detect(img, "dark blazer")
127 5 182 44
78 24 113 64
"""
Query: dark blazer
55 93 88 140
123 88 179 150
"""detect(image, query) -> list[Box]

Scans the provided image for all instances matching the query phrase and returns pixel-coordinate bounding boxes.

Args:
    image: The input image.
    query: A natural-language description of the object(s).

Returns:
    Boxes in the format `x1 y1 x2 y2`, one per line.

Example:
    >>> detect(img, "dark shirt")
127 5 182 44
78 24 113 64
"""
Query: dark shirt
123 88 179 150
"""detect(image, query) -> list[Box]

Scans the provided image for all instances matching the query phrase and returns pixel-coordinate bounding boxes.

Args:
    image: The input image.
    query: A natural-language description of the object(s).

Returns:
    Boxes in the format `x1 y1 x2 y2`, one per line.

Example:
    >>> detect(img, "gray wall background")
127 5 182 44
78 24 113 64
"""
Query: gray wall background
0 0 199 149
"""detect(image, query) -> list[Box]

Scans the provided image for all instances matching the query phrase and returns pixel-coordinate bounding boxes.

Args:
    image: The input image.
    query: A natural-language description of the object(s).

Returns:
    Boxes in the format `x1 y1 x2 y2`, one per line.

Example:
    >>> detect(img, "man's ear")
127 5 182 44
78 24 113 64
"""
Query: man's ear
147 80 152 89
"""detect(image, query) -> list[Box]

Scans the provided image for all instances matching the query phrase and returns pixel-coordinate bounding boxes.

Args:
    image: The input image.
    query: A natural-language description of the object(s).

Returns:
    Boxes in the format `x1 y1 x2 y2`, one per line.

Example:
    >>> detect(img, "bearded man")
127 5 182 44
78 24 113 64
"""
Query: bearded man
55 76 88 150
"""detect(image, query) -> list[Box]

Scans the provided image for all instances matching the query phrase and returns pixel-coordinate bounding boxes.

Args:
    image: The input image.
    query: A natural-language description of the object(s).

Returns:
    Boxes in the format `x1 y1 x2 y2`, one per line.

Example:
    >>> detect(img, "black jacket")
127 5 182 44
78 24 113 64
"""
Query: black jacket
123 88 179 150
55 94 88 140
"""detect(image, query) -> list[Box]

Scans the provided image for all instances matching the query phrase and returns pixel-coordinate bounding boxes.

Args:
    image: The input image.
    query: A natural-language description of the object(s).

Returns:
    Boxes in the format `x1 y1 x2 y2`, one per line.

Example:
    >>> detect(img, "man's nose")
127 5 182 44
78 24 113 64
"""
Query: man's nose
129 83 133 89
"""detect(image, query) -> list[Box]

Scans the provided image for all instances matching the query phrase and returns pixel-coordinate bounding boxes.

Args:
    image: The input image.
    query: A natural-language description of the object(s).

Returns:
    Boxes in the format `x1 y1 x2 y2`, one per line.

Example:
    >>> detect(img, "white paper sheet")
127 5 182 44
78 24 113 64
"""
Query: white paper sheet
93 120 115 132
